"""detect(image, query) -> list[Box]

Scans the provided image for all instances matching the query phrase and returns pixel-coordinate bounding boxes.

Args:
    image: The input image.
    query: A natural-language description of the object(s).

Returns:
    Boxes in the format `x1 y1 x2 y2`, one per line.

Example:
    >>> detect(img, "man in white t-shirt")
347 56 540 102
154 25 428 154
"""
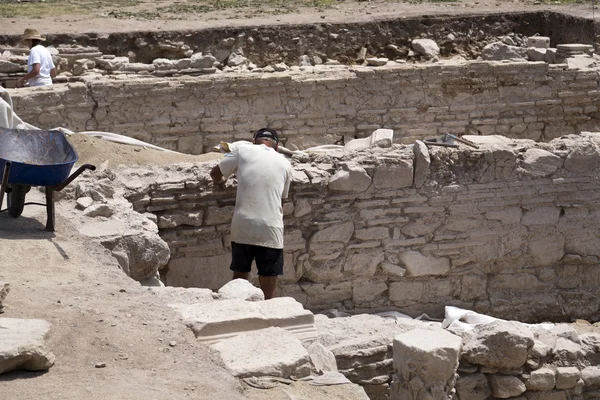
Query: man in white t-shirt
210 128 292 299
19 28 56 87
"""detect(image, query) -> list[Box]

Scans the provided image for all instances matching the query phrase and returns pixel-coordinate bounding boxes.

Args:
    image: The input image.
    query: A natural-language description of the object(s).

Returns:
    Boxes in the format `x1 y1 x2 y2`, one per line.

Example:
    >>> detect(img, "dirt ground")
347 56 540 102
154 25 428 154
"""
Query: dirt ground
0 0 597 36
67 133 223 167
2 2 600 399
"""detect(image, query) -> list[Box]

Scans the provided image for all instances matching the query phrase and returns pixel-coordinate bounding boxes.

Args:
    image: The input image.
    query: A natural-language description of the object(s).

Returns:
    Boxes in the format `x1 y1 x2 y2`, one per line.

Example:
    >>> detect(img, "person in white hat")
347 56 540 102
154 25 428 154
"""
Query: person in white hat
19 28 56 87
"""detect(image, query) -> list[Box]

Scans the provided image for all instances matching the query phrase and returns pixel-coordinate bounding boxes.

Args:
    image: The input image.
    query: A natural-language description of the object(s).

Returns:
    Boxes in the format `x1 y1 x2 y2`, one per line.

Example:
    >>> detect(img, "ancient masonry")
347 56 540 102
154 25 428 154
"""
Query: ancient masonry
9 58 600 154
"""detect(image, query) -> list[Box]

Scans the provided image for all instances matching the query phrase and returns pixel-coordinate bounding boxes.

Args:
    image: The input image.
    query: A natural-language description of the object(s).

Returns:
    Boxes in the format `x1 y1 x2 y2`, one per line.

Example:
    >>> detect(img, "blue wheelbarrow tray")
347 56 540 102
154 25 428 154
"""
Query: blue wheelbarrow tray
0 128 78 186
0 128 96 231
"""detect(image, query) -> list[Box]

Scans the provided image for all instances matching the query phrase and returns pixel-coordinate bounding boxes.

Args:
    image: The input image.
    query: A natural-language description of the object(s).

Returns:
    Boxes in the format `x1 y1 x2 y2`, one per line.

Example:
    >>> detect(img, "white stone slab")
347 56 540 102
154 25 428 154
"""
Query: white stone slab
0 318 55 374
170 297 317 345
211 327 310 378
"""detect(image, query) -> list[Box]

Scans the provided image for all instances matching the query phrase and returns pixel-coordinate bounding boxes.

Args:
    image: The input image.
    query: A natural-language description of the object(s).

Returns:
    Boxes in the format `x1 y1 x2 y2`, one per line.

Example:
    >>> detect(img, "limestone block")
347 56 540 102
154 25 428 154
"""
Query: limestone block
309 241 344 259
545 48 557 63
310 221 354 243
166 253 232 290
152 58 174 71
0 318 55 374
0 282 9 313
301 281 352 307
381 262 406 277
411 39 440 59
103 232 170 281
400 251 450 277
581 366 600 387
555 367 581 389
328 164 372 192
171 297 316 345
567 55 595 69
344 251 385 278
527 36 550 49
217 279 264 302
147 286 215 304
400 221 441 238
554 337 585 364
190 53 218 69
521 206 560 226
481 42 527 61
370 128 394 147
519 148 563 177
366 57 389 67
455 373 491 400
158 210 204 228
174 58 191 69
228 52 248 67
391 329 462 400
353 281 388 303
294 199 312 217
373 159 413 189
307 341 338 373
525 367 556 391
205 206 234 225
462 320 534 369
344 137 372 152
530 339 551 359
389 281 424 303
211 327 310 378
527 47 547 62
486 207 522 224
355 227 389 241
529 231 565 266
75 196 94 210
413 140 430 188
487 374 526 398
120 63 155 72
0 59 23 73
564 140 600 173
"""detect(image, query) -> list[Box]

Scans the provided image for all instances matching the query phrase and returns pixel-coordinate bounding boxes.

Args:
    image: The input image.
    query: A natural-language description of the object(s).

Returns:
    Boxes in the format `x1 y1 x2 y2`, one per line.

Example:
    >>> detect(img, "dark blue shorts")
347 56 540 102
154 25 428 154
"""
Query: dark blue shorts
230 242 284 277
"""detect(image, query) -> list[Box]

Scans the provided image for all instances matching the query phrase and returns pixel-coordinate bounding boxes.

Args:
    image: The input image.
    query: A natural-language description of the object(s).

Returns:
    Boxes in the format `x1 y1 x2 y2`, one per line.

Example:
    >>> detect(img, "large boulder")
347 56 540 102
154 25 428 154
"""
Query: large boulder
211 327 311 378
411 39 440 59
462 320 534 369
0 318 55 374
102 231 170 281
482 42 527 61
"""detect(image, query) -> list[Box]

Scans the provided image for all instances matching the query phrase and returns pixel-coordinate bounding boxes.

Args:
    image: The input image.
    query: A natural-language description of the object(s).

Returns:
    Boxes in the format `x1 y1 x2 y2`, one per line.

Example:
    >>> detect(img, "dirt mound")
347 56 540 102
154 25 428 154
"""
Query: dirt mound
67 133 222 167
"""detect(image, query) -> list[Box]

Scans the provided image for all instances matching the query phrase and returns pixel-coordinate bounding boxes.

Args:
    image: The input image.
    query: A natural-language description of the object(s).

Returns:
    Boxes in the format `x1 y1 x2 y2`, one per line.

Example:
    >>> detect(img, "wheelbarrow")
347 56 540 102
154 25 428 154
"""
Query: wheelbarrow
0 128 96 231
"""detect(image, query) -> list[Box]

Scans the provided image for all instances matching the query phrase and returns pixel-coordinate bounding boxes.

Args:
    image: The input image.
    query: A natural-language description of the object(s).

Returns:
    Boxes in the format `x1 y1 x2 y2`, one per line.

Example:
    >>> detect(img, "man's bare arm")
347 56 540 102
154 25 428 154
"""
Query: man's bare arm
210 165 225 184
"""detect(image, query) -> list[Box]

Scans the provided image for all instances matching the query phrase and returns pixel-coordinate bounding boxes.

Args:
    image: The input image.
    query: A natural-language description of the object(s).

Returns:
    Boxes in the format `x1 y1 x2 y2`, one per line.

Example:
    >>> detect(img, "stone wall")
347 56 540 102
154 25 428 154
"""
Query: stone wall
9 60 600 153
118 132 600 323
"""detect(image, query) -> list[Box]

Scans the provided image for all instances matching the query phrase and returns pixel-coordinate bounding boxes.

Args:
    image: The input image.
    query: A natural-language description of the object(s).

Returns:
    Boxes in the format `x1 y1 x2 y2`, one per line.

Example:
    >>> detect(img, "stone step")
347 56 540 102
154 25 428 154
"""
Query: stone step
170 296 317 345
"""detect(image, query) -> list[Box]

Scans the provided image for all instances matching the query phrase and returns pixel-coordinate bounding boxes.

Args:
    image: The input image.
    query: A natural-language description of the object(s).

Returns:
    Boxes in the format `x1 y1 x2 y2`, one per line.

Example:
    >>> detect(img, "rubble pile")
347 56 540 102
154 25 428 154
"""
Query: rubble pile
1 34 596 88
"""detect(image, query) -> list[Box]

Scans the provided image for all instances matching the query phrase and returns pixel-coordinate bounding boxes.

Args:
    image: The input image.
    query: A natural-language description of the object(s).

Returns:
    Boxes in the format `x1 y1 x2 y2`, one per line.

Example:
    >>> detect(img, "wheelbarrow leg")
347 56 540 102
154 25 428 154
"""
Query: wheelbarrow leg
45 186 55 232
0 161 11 212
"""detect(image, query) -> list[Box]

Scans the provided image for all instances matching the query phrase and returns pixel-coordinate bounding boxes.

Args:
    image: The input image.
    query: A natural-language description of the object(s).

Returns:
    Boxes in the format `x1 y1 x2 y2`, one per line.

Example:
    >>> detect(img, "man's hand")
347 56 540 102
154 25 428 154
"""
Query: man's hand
210 165 226 185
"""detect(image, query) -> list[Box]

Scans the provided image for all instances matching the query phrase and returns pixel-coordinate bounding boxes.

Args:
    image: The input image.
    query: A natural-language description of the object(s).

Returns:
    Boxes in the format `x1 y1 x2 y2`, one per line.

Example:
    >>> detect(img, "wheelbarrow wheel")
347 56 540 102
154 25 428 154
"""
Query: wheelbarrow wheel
7 184 29 218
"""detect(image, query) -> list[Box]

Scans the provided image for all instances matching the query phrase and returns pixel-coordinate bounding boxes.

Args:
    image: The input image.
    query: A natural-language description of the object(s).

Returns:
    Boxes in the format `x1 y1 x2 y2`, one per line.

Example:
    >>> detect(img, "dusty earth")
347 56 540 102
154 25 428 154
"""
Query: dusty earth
66 133 223 167
2 1 600 399
0 0 598 36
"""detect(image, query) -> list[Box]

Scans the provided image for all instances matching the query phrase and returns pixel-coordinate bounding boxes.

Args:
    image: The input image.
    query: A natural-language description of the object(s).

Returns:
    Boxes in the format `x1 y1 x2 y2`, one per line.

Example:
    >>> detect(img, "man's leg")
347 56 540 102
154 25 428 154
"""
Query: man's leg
258 276 277 300
255 246 284 300
230 242 252 281
233 272 249 280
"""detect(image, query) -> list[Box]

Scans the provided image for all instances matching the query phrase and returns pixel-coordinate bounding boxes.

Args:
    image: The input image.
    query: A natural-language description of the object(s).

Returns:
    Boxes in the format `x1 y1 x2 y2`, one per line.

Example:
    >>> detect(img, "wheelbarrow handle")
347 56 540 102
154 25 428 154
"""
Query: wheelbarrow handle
0 161 11 211
52 164 96 192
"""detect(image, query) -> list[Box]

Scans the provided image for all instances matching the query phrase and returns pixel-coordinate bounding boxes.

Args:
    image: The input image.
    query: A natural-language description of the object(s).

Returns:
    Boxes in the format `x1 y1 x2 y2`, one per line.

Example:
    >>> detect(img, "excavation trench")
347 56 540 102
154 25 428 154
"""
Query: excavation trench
5 10 600 399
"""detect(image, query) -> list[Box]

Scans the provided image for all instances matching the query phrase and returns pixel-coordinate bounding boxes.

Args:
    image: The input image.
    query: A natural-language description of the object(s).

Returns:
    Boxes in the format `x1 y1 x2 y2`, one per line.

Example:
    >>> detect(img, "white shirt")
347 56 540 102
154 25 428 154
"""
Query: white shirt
218 142 292 249
27 44 55 87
